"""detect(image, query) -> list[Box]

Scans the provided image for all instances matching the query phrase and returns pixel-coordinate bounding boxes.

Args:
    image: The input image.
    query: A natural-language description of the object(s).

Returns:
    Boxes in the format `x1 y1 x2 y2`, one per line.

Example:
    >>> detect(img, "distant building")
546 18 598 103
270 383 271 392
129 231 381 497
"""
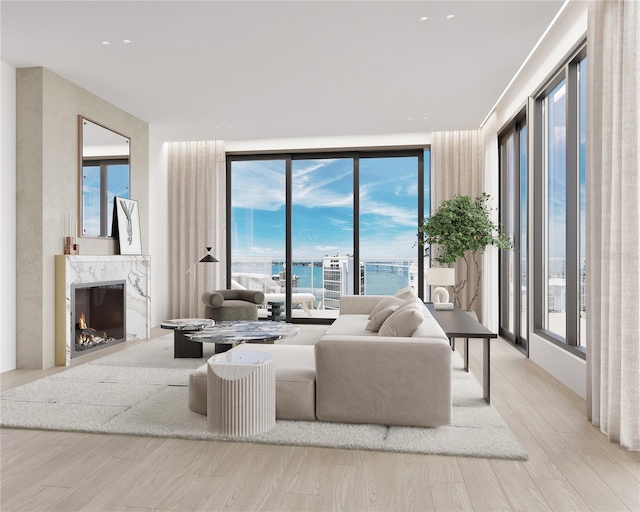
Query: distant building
322 257 365 309
548 277 566 313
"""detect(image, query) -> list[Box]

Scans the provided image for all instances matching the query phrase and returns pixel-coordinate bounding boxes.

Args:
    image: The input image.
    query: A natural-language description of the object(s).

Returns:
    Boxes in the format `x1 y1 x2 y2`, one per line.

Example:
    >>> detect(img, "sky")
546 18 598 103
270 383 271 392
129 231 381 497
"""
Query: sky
231 153 430 261
82 164 129 237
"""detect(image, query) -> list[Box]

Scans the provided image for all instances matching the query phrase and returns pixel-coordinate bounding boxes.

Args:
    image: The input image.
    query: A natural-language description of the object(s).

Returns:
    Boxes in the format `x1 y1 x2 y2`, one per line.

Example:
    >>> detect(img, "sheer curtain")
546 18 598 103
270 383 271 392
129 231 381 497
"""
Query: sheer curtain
586 0 639 450
167 141 226 318
482 112 500 333
431 128 485 320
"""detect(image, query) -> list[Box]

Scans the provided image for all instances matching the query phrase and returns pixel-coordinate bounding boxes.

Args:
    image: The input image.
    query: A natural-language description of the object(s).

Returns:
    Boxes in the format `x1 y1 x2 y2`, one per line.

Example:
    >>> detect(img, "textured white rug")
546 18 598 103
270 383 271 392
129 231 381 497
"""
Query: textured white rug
0 327 527 460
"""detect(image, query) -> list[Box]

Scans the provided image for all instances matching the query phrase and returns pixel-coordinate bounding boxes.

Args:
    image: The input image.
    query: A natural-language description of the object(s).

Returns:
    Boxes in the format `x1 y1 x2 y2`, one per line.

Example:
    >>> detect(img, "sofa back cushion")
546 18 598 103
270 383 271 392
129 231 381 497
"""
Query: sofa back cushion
378 301 424 337
393 285 418 302
367 296 406 320
365 305 400 332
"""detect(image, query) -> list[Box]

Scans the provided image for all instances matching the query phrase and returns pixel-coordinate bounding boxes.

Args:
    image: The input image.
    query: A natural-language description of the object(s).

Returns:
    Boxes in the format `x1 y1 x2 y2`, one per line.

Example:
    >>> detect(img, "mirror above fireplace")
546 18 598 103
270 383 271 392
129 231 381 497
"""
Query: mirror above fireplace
79 116 130 238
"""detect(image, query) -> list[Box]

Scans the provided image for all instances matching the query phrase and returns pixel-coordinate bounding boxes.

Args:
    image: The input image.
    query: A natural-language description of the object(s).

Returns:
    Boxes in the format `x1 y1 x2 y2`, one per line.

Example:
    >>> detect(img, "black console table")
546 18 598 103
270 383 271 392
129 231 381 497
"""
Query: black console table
426 304 497 403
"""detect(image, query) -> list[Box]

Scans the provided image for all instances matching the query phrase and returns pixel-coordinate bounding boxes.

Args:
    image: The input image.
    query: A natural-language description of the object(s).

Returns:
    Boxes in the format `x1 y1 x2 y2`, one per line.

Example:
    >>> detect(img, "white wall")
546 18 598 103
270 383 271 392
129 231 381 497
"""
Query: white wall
1 61 17 373
149 136 169 326
492 0 588 399
16 67 149 369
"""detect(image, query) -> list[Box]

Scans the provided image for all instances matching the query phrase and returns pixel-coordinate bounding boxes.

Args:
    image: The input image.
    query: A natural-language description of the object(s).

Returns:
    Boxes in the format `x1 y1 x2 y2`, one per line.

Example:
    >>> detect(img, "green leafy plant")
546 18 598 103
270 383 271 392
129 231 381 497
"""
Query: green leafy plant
418 193 512 310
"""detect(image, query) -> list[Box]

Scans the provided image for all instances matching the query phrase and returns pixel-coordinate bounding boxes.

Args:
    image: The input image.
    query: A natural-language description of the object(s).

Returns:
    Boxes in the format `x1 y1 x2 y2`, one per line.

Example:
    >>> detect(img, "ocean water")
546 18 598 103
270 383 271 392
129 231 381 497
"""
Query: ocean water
272 263 411 297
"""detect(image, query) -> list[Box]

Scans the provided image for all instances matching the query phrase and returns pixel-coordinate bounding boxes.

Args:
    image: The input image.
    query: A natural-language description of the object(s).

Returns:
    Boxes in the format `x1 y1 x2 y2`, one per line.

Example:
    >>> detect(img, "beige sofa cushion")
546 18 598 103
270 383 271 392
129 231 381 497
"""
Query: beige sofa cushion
324 314 377 337
378 301 424 337
230 344 317 421
365 305 399 332
367 296 406 320
188 344 316 421
393 285 418 301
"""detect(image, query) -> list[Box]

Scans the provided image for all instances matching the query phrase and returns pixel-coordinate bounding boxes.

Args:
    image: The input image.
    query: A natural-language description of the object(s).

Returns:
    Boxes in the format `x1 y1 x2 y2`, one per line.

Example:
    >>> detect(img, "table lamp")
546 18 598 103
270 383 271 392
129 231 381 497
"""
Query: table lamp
186 247 218 316
426 267 456 310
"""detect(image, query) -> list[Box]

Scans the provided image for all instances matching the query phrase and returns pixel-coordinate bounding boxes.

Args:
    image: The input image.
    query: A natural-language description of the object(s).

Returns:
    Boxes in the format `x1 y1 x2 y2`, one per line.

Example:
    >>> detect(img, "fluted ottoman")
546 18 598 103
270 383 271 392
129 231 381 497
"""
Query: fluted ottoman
207 350 275 437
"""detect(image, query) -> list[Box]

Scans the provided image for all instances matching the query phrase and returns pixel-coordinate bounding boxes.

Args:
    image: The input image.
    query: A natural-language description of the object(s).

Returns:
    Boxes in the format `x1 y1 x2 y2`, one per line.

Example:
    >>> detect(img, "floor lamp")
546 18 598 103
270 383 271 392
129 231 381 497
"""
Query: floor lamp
186 247 218 317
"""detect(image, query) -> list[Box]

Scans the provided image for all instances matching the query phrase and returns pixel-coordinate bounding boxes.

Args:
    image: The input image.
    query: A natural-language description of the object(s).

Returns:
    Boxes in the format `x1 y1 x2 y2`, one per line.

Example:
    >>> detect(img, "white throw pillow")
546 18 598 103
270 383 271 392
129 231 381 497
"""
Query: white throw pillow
378 301 424 337
365 305 400 332
367 296 406 320
393 285 417 302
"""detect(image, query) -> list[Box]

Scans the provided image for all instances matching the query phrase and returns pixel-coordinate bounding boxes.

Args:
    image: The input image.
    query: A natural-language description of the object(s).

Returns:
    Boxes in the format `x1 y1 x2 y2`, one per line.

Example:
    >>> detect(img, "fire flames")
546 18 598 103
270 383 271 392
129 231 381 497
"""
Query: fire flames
76 312 96 345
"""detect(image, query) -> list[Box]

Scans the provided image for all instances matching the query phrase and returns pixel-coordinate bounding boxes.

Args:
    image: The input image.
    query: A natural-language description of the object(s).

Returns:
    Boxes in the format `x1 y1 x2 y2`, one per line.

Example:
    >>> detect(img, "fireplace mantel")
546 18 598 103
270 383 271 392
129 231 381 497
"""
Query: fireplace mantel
55 255 151 365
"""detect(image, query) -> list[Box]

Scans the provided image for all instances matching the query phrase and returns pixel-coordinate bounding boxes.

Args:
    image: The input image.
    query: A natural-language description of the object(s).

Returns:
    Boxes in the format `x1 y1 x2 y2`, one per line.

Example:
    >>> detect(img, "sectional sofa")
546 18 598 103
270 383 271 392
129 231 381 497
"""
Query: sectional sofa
189 291 453 428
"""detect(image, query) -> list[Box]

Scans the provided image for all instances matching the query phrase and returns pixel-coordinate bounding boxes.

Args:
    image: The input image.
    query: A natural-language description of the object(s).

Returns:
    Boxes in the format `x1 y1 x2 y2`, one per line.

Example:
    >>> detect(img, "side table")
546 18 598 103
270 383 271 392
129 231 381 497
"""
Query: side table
267 301 284 321
426 304 497 403
160 318 215 358
207 350 275 437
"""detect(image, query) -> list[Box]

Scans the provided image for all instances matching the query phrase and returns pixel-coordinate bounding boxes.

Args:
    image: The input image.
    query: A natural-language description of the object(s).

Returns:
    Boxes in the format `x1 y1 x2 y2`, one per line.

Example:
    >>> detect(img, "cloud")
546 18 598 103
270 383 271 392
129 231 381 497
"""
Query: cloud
231 161 286 211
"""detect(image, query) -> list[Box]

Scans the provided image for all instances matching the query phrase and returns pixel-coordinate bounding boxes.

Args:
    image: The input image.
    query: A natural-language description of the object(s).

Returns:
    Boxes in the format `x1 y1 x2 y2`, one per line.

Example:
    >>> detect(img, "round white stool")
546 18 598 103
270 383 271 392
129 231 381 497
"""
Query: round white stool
207 350 275 437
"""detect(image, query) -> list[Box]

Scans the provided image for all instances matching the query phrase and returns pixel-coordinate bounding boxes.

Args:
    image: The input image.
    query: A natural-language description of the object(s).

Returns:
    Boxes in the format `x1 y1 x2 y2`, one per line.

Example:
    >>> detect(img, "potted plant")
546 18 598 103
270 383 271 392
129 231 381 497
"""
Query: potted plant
418 193 512 311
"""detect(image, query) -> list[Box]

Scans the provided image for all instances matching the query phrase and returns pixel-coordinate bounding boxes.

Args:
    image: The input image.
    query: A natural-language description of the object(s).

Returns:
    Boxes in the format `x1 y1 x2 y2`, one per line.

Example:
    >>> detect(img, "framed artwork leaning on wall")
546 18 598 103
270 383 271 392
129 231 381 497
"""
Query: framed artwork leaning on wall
113 197 142 255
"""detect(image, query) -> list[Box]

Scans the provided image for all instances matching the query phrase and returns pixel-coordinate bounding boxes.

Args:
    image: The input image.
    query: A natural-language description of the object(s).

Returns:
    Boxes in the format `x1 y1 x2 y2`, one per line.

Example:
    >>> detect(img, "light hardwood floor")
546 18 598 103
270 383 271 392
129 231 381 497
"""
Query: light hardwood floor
1 332 638 512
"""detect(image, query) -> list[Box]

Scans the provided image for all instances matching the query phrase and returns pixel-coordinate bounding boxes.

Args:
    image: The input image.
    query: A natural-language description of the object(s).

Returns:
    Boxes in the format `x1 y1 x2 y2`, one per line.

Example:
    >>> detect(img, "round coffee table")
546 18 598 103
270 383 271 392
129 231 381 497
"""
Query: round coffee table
160 318 215 358
185 320 300 353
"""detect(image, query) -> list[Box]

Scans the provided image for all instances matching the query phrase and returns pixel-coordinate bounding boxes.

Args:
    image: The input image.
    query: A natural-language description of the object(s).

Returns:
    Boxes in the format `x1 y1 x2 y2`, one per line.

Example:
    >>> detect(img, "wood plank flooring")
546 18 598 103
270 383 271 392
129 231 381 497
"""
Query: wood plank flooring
1 334 638 511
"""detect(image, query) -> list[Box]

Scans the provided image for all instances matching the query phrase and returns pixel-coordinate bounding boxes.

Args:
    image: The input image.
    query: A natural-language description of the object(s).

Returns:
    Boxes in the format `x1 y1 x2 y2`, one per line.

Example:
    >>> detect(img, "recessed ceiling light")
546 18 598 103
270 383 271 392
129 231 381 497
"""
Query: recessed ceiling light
446 14 455 20
420 16 429 22
422 117 428 120
407 117 414 121
101 41 110 45
122 39 132 44
215 126 221 129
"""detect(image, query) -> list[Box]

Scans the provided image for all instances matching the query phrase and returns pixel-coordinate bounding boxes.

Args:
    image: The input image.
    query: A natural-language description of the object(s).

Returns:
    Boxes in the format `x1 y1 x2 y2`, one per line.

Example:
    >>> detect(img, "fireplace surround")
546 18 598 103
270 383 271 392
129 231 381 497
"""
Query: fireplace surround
56 255 150 365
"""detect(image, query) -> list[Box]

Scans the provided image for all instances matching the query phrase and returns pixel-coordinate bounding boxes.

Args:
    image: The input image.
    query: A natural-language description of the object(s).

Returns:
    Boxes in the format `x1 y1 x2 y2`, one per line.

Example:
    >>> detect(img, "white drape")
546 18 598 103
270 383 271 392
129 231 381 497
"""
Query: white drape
431 129 485 320
482 112 500 333
167 141 226 318
586 0 640 451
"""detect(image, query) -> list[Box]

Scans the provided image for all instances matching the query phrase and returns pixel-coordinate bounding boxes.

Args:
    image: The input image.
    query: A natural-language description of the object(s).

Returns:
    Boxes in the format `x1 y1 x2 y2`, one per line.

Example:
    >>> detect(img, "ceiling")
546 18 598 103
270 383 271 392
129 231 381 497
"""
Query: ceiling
1 1 564 142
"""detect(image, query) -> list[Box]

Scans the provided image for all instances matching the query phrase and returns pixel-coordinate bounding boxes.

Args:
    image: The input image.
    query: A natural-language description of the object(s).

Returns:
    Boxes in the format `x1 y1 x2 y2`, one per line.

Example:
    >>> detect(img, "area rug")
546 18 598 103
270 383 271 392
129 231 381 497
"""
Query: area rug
0 327 527 460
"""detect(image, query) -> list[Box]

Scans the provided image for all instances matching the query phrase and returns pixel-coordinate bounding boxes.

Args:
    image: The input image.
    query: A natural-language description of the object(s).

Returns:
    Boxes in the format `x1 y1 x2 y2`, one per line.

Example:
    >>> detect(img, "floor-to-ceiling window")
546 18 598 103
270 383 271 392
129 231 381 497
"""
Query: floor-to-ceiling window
228 149 429 322
291 157 354 317
359 155 419 296
534 44 586 356
228 157 287 310
499 111 528 352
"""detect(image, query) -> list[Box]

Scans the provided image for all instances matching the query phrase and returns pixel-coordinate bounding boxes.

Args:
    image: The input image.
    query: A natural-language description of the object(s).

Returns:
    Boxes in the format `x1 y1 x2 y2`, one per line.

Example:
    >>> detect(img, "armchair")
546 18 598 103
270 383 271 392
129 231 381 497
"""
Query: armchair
201 290 266 322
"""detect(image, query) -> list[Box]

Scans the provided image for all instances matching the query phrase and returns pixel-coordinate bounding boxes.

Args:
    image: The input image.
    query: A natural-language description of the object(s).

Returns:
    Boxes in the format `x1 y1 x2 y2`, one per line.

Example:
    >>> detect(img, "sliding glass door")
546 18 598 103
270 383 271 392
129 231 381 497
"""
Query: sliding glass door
499 114 528 352
360 156 419 296
291 157 353 319
228 149 428 322
229 158 287 313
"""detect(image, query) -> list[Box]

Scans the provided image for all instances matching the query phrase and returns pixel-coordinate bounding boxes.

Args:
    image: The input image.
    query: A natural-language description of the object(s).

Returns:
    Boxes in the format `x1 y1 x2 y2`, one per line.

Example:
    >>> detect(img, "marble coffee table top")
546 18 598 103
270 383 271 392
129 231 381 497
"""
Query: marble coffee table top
160 318 215 331
185 320 300 344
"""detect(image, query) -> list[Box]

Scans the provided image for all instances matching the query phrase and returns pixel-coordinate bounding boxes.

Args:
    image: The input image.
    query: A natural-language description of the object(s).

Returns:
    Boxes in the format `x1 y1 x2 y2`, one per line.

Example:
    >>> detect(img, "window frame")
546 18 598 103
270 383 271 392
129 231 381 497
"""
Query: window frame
533 42 587 358
498 107 528 355
81 157 130 238
226 148 430 323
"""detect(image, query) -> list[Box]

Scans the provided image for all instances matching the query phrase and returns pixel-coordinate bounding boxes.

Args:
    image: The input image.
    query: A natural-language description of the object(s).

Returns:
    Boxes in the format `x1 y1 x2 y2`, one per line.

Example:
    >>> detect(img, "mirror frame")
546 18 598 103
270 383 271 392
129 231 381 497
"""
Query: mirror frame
78 116 131 239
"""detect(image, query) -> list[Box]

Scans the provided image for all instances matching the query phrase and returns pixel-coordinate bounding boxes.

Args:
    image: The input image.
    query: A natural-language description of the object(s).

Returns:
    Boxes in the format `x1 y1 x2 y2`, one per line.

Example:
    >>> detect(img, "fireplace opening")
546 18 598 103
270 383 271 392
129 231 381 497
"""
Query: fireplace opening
71 280 126 357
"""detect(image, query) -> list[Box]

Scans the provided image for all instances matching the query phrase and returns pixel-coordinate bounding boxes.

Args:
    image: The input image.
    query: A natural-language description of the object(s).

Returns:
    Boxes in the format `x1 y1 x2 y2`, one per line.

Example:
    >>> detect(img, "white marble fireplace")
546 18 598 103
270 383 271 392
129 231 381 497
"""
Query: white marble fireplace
55 255 151 365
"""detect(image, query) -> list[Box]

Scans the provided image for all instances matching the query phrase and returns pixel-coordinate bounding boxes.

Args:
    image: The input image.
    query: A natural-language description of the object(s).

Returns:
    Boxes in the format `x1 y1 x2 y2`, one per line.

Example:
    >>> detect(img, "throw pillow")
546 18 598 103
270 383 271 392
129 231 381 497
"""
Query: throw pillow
378 301 424 337
393 285 417 302
367 296 406 320
365 305 400 332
